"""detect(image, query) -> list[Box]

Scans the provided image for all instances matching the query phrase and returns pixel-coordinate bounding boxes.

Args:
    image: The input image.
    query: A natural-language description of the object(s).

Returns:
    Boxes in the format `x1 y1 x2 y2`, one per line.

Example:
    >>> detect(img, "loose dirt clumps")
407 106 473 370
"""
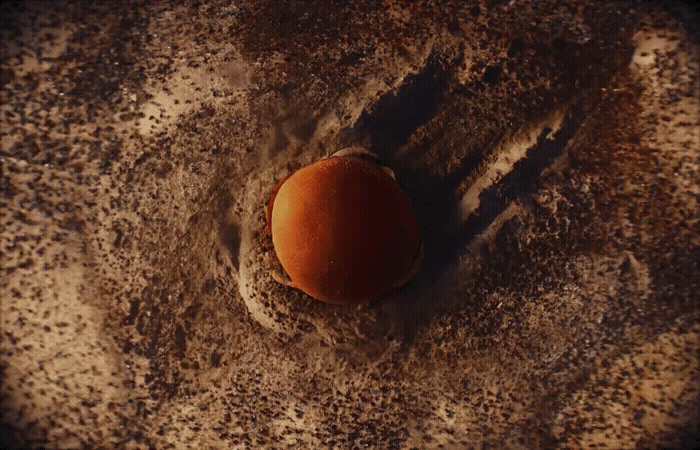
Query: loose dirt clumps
1 1 698 448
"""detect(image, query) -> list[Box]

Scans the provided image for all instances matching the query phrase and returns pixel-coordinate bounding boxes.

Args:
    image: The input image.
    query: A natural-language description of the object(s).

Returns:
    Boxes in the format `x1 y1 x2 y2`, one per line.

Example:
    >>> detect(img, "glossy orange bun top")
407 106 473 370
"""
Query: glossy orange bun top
270 156 421 304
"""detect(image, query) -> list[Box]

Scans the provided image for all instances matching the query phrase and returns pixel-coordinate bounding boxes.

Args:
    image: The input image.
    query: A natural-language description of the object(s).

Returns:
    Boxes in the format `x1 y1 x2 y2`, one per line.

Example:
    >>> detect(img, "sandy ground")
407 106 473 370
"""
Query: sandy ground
1 0 698 448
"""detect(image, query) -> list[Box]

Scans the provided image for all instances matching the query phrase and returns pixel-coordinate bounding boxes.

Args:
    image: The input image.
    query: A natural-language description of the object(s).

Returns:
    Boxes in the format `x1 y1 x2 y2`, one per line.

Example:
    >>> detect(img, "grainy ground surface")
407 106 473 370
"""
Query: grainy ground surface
1 0 698 448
